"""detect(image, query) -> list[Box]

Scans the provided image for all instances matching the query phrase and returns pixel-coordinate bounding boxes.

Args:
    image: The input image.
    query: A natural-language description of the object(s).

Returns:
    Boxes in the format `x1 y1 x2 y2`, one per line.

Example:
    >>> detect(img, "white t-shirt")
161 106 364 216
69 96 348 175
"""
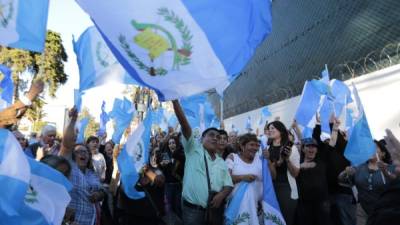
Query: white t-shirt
226 153 263 201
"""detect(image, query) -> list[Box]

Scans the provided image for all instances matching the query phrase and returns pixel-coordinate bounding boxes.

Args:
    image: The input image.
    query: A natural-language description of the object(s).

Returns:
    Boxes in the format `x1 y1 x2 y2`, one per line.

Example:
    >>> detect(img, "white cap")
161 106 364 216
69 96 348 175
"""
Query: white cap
41 124 57 136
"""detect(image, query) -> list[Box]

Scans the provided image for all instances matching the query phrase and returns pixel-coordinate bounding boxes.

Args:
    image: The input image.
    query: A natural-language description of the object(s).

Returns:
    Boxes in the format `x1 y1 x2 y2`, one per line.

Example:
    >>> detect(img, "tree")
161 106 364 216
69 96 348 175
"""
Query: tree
0 30 68 99
79 107 99 139
0 30 68 130
24 97 47 132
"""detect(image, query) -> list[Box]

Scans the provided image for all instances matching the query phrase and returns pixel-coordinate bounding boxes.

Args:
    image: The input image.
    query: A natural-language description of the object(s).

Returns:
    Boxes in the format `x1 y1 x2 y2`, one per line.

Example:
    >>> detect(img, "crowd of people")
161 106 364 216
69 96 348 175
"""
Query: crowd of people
1 82 400 225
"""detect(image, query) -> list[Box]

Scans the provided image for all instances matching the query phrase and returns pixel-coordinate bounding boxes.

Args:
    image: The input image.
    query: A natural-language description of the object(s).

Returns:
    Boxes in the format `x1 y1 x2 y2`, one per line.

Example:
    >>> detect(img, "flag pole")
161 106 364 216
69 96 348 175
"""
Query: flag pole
220 96 224 128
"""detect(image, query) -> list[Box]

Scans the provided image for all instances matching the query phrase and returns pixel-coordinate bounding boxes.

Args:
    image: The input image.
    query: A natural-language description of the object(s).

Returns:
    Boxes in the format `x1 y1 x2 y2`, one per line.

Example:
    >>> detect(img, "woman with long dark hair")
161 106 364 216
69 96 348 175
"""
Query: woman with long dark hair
264 121 300 225
157 134 185 218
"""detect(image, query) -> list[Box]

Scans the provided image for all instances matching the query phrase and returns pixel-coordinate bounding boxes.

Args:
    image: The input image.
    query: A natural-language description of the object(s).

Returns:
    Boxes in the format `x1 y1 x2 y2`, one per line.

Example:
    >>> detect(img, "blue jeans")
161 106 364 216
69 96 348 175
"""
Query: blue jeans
330 194 356 225
181 200 206 225
165 183 182 218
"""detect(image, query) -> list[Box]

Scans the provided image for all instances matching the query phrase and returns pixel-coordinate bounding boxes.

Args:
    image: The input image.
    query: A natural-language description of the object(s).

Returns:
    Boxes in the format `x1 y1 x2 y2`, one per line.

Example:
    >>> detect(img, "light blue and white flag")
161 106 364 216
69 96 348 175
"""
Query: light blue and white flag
180 94 218 136
295 80 329 129
224 182 249 225
117 110 153 199
344 84 375 166
209 116 220 129
0 0 49 52
262 158 286 225
74 89 83 113
0 64 14 110
320 64 330 85
167 115 178 128
109 97 135 144
245 116 252 132
9 158 72 225
345 108 354 137
302 127 313 139
76 0 272 100
98 101 109 136
259 106 272 125
0 128 30 217
318 95 334 134
74 26 138 92
318 79 353 133
76 117 89 144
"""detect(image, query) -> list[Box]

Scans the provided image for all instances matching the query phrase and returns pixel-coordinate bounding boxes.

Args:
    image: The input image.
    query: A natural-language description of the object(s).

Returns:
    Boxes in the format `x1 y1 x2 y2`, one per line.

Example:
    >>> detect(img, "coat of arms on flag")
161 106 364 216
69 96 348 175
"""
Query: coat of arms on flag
119 7 193 76
0 1 14 28
96 41 115 67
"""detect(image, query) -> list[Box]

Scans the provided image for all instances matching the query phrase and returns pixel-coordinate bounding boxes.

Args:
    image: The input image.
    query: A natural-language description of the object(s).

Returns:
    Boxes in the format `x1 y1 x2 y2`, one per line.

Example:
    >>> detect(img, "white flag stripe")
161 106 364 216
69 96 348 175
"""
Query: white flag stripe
29 173 71 225
0 133 30 182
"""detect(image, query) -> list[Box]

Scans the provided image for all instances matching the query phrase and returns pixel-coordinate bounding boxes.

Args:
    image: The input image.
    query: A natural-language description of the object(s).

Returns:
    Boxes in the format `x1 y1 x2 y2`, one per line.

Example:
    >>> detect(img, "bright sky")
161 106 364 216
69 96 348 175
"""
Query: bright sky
43 0 127 131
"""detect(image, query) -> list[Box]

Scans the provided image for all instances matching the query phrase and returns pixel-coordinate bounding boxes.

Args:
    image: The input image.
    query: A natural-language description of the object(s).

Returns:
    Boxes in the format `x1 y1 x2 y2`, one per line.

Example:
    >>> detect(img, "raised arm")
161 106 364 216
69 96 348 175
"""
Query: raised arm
291 119 303 142
59 107 78 158
384 129 400 164
172 100 191 140
313 114 322 145
329 118 340 147
0 80 44 128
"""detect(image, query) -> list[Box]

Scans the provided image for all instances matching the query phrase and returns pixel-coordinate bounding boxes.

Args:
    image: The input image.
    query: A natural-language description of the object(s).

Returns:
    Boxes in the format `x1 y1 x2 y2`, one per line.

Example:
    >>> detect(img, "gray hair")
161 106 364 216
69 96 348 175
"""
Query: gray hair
41 124 57 136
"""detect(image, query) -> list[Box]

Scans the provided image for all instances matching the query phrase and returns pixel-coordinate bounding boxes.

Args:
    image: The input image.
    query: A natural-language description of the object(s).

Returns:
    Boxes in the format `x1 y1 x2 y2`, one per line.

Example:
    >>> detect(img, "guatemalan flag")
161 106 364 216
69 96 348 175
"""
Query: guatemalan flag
180 94 218 137
75 0 272 100
0 128 30 217
74 89 83 113
74 26 138 92
98 101 110 136
344 84 376 166
9 158 72 225
109 97 135 144
262 158 286 225
0 64 14 110
295 80 331 130
318 79 353 134
76 117 90 144
0 0 49 52
117 110 153 199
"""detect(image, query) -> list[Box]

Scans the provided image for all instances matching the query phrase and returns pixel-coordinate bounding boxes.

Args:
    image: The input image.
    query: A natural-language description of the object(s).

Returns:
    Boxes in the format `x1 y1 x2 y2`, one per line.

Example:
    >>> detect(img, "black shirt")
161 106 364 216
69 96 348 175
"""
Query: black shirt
269 145 289 184
297 158 329 201
157 148 185 183
313 124 353 195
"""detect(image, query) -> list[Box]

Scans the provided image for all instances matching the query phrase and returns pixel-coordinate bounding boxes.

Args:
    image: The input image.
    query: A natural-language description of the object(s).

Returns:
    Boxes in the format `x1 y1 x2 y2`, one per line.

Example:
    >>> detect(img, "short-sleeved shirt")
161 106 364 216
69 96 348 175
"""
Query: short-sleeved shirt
181 134 233 208
68 161 102 225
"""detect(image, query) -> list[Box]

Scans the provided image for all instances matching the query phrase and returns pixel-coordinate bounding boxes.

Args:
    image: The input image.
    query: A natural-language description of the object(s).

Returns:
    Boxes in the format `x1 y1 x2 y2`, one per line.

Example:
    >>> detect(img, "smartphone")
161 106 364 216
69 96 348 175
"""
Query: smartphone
280 141 294 158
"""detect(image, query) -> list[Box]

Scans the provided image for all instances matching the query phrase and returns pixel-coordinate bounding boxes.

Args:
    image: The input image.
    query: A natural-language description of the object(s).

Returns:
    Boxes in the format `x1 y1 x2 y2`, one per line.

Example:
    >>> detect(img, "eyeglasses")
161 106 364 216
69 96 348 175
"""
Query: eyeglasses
74 149 89 155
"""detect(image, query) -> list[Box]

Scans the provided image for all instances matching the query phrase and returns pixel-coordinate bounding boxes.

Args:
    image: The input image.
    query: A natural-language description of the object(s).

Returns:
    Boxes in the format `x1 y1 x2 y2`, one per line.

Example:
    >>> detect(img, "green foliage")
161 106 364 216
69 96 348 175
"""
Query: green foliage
232 212 251 225
263 211 285 225
79 107 100 139
33 121 48 133
0 30 68 99
0 30 68 131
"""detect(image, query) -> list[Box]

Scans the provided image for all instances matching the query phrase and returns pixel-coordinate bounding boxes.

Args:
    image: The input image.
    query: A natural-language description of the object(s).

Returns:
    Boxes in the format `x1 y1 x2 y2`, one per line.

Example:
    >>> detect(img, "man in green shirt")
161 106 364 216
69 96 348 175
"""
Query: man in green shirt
172 100 233 225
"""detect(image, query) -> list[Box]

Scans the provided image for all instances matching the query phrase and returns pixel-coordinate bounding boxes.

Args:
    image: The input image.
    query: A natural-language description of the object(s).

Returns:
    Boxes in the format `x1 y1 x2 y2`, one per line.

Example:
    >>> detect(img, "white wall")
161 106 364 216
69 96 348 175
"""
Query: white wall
224 64 400 139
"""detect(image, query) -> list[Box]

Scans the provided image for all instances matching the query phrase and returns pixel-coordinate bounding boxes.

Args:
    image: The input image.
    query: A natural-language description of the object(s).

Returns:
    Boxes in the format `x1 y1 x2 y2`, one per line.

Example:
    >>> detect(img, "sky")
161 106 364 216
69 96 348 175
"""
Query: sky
43 0 127 131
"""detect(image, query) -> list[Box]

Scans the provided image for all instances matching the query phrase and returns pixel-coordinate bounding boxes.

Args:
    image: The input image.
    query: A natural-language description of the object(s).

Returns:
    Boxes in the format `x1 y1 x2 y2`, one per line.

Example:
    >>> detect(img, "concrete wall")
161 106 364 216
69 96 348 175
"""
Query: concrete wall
224 64 400 140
